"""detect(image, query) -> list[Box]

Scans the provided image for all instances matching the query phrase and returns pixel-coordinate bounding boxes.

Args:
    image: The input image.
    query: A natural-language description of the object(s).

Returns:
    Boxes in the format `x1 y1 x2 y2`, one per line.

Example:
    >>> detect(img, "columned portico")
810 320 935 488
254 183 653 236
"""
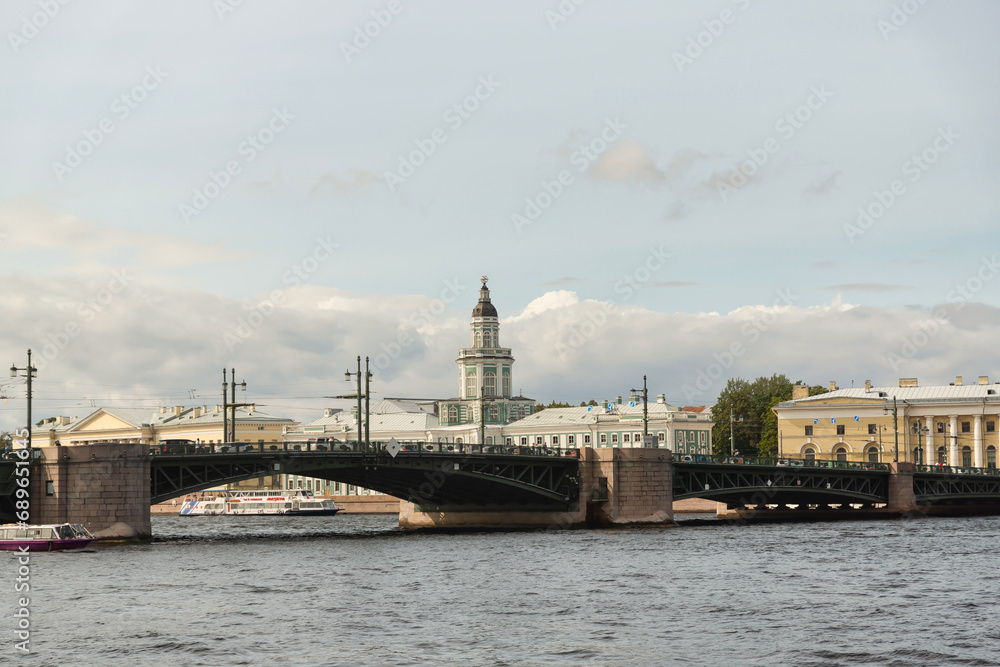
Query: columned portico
925 416 934 463
974 415 984 468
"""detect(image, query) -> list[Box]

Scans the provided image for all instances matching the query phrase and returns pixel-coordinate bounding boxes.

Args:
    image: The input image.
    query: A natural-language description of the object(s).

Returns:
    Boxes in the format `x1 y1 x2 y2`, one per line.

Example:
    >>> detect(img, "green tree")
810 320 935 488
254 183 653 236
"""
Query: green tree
712 374 798 456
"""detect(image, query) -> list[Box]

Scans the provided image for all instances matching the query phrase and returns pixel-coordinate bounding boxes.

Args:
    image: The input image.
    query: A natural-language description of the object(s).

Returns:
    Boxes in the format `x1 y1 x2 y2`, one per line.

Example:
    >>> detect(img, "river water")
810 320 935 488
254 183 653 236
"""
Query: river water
4 513 1000 666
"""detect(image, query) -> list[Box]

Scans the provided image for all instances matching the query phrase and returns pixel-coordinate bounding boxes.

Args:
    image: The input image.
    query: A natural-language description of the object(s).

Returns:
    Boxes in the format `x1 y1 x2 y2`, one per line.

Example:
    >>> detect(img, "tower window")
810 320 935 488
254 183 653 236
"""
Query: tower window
484 372 497 396
466 373 477 397
502 373 510 398
488 404 499 421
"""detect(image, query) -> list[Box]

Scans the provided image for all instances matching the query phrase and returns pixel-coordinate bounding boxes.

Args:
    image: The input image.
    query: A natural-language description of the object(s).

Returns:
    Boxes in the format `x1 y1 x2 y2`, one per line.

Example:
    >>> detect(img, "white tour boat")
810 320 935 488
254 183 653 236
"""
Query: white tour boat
179 489 342 517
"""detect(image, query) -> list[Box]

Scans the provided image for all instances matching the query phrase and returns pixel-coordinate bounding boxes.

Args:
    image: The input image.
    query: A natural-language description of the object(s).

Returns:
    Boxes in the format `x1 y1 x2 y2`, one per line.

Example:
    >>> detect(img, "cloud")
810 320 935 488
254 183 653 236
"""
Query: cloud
650 281 698 288
0 201 257 272
310 169 383 196
4 275 998 430
824 283 907 293
590 143 707 188
805 171 840 196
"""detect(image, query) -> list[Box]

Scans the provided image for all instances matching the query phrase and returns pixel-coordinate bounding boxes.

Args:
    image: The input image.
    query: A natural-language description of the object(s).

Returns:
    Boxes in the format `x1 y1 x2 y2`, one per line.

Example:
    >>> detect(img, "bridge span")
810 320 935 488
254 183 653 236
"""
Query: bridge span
4 442 1000 537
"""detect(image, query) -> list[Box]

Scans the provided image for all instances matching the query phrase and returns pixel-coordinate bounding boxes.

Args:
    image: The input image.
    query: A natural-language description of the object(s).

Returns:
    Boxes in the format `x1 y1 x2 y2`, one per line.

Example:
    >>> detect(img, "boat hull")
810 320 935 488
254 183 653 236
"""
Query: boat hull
0 538 95 551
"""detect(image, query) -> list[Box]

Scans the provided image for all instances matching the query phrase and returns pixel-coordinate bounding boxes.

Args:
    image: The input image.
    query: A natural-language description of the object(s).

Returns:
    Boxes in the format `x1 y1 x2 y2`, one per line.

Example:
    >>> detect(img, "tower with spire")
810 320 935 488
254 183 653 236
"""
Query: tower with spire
437 277 535 431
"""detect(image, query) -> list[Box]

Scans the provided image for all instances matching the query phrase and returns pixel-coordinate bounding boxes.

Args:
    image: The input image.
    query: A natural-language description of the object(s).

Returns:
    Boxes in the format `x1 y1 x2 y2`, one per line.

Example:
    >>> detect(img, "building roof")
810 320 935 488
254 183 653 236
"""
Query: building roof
43 406 295 433
472 281 498 318
780 384 1000 407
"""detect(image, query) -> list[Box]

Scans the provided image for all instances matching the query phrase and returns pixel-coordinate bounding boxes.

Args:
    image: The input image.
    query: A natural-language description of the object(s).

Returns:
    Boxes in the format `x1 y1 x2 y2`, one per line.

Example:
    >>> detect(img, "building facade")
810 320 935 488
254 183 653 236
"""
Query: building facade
773 376 1000 467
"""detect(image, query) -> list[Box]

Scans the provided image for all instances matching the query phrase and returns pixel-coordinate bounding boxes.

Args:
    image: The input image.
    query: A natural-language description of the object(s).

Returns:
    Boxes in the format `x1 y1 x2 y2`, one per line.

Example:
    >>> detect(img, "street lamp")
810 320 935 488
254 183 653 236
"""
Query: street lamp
343 356 368 451
630 374 649 446
911 421 929 465
883 396 899 462
10 349 37 452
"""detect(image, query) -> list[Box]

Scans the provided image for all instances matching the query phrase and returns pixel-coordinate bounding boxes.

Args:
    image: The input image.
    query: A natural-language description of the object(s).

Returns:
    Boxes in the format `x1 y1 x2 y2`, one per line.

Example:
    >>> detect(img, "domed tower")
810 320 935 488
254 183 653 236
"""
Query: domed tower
437 277 535 430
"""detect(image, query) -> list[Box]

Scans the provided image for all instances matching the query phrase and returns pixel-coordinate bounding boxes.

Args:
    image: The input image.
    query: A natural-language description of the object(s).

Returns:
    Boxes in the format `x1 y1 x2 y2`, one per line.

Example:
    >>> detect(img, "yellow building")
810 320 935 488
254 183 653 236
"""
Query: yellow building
35 405 296 448
773 377 1000 467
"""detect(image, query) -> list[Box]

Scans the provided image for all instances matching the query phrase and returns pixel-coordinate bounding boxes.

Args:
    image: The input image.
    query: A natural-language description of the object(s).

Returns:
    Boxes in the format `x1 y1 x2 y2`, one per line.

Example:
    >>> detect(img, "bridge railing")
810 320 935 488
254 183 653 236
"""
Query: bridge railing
676 453 891 472
147 440 581 459
914 464 1000 476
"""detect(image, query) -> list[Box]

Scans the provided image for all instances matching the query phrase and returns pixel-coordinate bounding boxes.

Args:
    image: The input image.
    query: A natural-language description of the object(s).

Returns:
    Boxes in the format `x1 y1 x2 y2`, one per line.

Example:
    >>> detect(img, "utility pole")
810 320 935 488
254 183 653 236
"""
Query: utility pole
364 356 371 449
884 396 899 462
343 356 365 450
222 368 228 444
730 407 735 456
631 375 649 446
227 368 248 443
10 349 37 451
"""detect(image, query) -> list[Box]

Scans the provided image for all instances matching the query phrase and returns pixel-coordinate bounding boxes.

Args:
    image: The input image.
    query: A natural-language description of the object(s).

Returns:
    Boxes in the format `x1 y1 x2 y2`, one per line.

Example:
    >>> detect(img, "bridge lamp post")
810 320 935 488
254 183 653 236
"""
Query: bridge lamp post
883 397 899 462
10 349 37 453
630 375 649 447
911 422 929 465
343 356 365 452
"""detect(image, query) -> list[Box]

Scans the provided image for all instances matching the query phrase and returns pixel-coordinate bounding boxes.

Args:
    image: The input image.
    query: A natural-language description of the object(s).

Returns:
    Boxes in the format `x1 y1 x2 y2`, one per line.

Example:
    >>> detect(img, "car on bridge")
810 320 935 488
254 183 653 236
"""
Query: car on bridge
213 442 253 453
150 440 206 455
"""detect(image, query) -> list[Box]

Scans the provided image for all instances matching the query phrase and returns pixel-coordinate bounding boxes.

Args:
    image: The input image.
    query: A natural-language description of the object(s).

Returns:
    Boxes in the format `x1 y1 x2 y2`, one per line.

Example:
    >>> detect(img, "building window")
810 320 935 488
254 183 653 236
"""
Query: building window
611 433 619 444
868 424 877 435
475 331 482 347
962 421 971 434
937 422 945 433
520 437 527 445
658 432 665 442
600 434 607 444
805 425 813 436
584 434 591 445
962 446 972 467
937 446 946 464
987 446 997 468
836 425 845 436
488 404 499 421
867 446 879 463
987 421 996 433
45 481 54 496
448 406 458 422
568 435 575 445
804 448 815 462
456 438 463 444
502 374 510 397
535 436 543 445
484 372 496 396
505 437 512 446
552 435 559 446
835 447 847 462
466 373 477 398
635 433 642 443
623 433 630 443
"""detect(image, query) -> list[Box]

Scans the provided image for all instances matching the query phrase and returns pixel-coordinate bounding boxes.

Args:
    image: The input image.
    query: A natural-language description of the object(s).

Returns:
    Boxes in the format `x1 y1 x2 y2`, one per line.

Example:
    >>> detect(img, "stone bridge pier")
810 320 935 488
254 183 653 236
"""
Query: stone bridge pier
399 447 675 529
29 443 151 540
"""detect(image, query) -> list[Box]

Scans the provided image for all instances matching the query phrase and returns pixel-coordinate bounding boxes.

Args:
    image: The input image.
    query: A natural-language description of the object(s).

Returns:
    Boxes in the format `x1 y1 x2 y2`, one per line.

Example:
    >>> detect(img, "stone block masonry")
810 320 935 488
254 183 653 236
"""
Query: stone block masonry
29 443 150 540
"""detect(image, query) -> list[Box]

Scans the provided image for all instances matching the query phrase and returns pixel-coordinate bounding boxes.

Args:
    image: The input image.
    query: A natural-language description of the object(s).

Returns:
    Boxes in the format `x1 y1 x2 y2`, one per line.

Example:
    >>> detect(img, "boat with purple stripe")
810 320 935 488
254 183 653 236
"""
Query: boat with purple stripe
0 523 96 551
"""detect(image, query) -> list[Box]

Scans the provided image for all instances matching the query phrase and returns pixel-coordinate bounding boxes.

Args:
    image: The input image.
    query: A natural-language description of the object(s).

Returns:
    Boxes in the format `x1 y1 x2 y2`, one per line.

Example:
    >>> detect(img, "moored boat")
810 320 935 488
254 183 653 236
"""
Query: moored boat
179 489 342 516
0 523 96 551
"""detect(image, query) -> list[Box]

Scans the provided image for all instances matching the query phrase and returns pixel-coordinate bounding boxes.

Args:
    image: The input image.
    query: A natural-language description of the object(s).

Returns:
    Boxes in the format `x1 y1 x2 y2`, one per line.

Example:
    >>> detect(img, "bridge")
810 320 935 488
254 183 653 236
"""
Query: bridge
6 443 1000 537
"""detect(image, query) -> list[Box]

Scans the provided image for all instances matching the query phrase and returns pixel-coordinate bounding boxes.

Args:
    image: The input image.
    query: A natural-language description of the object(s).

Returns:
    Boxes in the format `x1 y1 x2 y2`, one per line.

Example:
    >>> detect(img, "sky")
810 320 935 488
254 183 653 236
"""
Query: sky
1 0 998 431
